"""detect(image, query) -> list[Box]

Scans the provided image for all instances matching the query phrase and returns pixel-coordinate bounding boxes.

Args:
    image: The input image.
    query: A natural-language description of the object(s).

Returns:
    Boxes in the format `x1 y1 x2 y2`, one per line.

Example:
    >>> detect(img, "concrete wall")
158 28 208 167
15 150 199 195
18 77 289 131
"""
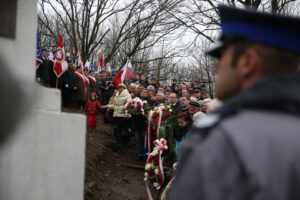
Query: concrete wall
0 1 86 200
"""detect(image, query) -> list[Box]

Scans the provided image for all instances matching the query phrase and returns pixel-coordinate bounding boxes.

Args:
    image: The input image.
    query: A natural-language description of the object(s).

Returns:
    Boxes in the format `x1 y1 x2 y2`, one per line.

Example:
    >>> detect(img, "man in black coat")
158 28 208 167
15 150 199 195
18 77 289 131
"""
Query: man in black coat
98 70 115 123
139 74 149 88
98 70 115 105
60 60 76 108
36 49 55 87
149 77 159 92
169 5 300 200
168 92 180 114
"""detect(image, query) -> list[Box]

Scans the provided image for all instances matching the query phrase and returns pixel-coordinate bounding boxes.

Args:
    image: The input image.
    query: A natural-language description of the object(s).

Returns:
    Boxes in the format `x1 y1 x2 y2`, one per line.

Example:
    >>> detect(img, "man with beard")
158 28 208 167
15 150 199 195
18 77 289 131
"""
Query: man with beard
169 5 300 200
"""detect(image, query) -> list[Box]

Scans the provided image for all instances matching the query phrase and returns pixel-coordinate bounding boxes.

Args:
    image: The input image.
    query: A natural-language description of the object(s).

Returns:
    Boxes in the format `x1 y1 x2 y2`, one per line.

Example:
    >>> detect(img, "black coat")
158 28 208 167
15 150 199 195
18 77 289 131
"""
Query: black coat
98 76 115 97
131 115 147 132
139 79 149 88
36 59 55 86
170 101 181 114
58 68 76 90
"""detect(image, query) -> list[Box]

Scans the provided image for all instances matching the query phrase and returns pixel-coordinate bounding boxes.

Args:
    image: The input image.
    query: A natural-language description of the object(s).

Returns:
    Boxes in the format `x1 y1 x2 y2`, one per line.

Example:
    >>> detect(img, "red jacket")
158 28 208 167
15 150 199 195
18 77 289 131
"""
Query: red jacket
84 100 102 115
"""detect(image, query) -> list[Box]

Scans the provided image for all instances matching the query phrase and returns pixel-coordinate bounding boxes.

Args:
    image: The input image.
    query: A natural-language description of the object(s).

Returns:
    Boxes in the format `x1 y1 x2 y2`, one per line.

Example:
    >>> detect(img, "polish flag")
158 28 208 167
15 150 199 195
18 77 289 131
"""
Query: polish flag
76 44 83 70
53 34 68 78
99 50 105 71
113 61 130 87
125 61 136 79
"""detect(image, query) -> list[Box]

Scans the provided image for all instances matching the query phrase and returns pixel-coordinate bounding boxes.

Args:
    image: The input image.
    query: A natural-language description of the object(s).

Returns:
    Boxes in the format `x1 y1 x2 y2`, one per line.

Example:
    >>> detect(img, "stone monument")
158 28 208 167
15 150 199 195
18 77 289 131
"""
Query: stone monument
0 1 86 200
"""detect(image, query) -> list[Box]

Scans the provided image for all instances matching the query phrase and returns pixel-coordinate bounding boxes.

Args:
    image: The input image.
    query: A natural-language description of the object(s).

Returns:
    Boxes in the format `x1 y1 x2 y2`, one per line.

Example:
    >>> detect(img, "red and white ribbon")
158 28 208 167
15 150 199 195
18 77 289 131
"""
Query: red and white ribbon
153 138 168 185
124 101 131 115
155 107 163 138
146 110 154 153
145 138 168 200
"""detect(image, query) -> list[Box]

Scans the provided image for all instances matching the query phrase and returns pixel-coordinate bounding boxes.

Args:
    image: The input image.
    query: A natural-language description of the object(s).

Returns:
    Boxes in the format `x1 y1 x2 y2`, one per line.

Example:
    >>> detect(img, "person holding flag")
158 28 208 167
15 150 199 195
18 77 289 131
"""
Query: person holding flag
53 34 69 88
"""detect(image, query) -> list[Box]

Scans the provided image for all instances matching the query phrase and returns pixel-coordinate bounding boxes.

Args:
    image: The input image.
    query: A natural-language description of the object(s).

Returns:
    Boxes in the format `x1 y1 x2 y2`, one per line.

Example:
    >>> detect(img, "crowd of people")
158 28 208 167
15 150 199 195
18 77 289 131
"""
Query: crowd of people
35 51 221 161
34 4 300 200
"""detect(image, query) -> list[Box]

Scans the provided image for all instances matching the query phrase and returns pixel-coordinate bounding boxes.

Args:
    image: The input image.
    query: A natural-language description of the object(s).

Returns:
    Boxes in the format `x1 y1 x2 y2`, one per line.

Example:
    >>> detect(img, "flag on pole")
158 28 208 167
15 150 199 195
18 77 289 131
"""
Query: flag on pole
125 61 136 79
113 60 130 86
53 34 68 78
75 44 83 71
99 50 105 71
84 60 90 71
36 29 43 69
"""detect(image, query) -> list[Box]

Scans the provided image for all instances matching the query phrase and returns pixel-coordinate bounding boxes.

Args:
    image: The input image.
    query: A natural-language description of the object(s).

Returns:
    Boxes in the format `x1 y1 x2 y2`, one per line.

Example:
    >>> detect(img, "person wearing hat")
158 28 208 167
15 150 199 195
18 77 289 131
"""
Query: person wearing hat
187 101 201 118
111 68 117 77
102 83 132 145
36 48 55 87
193 88 203 101
83 67 91 103
169 5 300 200
59 58 76 108
73 66 86 110
171 79 177 93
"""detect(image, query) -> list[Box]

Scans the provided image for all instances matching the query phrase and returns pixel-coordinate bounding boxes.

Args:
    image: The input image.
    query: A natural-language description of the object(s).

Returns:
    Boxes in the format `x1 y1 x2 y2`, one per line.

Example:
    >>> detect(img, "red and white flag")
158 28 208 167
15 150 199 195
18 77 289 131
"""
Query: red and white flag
125 61 136 79
53 34 68 78
113 60 132 86
99 50 105 71
76 44 83 71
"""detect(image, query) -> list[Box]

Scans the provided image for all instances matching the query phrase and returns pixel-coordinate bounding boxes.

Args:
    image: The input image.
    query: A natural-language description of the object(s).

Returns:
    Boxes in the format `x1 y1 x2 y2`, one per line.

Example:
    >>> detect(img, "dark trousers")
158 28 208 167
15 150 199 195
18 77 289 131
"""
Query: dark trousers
102 95 111 123
62 89 73 108
113 117 129 145
135 130 146 158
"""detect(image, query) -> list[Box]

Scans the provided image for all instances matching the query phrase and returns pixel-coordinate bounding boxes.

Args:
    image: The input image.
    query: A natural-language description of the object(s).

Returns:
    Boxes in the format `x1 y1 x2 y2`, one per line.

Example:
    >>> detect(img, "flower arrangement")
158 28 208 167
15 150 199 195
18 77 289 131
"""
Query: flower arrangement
144 139 169 200
146 104 176 153
124 97 148 116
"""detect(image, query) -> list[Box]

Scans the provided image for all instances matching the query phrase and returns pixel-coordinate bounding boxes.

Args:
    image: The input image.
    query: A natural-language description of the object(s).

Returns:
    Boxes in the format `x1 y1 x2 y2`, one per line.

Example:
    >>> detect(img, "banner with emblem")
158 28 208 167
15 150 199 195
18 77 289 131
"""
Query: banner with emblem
53 34 68 78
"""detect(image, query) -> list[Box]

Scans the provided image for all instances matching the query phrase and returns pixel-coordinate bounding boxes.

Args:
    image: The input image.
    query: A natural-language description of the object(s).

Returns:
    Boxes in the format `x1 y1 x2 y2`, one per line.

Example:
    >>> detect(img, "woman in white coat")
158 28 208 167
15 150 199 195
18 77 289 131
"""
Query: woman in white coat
102 83 132 144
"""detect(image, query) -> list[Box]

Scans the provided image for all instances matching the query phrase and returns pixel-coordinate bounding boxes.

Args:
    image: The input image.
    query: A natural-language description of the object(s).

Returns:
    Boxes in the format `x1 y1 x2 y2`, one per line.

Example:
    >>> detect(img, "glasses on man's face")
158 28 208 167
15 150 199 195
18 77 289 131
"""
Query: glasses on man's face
169 96 176 99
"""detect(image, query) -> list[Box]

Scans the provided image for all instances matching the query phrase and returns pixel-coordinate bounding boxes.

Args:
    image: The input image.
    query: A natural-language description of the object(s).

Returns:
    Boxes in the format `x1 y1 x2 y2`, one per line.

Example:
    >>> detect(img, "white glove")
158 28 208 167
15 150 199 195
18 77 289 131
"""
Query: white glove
65 84 69 88
37 77 41 82
74 87 77 90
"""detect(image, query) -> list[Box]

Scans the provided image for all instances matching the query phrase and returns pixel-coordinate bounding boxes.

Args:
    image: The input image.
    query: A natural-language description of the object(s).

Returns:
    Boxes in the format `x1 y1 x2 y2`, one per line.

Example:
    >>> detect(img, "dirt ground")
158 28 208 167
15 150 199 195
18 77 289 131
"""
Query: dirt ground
84 113 148 200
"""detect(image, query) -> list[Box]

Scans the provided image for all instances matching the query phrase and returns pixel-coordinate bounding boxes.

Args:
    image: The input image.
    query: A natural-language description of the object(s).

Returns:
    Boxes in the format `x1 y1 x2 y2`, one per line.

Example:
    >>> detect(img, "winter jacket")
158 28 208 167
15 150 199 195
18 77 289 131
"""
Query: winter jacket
84 100 102 115
98 76 115 97
107 89 132 118
73 72 86 102
36 59 55 86
169 74 300 200
139 79 149 87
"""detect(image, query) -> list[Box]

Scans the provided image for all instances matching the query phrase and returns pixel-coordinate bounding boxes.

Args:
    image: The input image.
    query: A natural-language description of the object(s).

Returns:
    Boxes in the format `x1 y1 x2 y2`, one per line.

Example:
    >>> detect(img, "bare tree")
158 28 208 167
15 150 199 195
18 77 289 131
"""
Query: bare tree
38 0 184 71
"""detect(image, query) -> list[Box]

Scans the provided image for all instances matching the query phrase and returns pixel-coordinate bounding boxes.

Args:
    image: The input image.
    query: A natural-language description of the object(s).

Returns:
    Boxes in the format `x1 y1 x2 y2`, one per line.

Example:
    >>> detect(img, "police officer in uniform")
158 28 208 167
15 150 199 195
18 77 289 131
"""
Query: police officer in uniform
36 49 55 87
169 5 300 200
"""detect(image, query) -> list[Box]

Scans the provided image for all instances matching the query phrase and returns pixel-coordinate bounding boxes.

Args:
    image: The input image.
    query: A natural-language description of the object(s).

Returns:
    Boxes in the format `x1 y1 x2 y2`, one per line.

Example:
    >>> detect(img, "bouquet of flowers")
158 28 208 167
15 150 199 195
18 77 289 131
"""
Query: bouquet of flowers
124 97 148 116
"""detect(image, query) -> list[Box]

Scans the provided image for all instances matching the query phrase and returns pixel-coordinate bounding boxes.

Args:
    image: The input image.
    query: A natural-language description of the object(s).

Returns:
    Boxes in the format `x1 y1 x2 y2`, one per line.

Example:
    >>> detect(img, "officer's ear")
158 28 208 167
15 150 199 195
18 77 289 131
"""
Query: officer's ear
236 48 262 86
